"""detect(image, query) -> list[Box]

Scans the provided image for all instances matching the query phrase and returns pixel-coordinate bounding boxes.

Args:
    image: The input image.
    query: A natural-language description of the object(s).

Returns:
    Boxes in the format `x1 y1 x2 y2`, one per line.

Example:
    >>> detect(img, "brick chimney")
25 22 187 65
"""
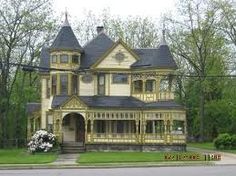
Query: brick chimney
96 26 104 34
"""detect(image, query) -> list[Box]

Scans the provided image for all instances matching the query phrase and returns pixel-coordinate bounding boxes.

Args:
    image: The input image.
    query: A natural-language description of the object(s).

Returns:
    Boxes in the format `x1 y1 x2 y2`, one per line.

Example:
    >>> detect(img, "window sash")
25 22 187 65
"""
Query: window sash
72 55 79 64
145 80 156 92
72 75 78 94
51 75 57 95
60 54 69 63
133 80 143 93
46 78 50 98
98 74 105 95
112 74 128 84
60 74 68 95
51 55 57 63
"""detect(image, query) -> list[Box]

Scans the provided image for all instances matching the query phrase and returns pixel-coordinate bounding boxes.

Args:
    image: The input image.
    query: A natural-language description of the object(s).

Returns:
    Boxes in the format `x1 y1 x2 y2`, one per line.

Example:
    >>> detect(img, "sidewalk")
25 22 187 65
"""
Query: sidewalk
52 153 78 165
187 147 236 165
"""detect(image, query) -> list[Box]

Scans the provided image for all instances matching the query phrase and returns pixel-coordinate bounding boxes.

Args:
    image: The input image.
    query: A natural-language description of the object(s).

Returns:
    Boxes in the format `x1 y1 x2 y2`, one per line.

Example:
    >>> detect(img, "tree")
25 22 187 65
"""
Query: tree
75 9 160 48
0 0 56 147
166 0 229 141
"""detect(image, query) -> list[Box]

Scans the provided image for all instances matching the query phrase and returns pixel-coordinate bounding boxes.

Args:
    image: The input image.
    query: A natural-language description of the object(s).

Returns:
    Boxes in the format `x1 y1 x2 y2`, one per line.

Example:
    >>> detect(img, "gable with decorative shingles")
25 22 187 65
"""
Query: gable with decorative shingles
61 96 87 109
92 39 139 69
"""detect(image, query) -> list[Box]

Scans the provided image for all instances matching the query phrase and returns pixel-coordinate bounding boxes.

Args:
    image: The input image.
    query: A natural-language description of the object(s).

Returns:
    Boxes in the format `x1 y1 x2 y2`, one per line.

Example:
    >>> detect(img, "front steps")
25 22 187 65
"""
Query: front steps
61 142 85 153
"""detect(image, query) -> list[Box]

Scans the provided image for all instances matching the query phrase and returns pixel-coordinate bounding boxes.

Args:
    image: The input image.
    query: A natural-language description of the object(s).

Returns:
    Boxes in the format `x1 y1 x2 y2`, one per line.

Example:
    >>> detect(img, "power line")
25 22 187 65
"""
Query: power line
1 61 236 78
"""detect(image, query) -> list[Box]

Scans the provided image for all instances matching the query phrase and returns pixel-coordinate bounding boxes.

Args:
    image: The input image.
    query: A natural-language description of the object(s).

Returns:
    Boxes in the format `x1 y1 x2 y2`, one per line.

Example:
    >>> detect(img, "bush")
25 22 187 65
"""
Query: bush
27 130 56 153
214 133 232 150
231 134 236 149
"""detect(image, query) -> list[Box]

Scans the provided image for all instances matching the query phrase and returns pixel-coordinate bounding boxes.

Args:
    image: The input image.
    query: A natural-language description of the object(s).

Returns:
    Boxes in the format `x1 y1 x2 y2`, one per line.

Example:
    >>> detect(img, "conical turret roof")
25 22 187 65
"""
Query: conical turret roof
50 12 83 51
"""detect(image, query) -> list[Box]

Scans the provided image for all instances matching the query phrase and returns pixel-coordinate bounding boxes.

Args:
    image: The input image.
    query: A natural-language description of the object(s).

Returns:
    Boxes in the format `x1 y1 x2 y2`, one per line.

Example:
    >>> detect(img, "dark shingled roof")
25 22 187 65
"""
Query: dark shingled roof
80 32 114 69
145 101 184 109
132 45 177 69
26 103 41 115
79 96 143 108
39 47 50 73
50 26 83 51
51 95 69 108
40 30 178 70
51 95 184 109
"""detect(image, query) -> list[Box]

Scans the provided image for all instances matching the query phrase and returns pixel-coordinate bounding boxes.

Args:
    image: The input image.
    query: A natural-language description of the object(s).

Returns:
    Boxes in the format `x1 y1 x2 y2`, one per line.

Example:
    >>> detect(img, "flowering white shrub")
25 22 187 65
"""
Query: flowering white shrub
28 130 56 153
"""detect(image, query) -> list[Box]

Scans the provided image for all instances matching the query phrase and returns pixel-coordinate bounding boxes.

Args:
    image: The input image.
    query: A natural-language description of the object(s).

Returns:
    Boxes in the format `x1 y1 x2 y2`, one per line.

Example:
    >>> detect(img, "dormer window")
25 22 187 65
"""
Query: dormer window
51 55 57 63
60 54 69 63
72 55 79 64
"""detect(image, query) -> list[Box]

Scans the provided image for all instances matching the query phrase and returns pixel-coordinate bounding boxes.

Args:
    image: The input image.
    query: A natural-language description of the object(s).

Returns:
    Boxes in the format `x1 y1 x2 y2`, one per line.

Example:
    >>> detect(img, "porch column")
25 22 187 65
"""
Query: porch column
164 119 167 144
143 120 147 142
142 79 146 100
85 119 88 143
135 120 139 143
184 120 187 137
152 121 155 134
90 120 94 142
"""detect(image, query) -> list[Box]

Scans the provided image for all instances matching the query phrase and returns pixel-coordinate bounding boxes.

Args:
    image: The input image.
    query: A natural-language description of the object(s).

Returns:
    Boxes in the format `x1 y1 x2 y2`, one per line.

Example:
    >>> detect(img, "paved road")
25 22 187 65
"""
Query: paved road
0 166 236 176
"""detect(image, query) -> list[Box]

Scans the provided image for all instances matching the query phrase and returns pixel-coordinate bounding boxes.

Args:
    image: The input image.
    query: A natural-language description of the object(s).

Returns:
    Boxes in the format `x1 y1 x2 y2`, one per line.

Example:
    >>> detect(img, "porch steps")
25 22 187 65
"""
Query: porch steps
61 142 85 153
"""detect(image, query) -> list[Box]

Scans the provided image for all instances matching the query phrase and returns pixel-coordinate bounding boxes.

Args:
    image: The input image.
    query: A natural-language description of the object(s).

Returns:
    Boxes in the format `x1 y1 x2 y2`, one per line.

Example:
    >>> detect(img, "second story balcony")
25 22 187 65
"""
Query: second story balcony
131 74 175 102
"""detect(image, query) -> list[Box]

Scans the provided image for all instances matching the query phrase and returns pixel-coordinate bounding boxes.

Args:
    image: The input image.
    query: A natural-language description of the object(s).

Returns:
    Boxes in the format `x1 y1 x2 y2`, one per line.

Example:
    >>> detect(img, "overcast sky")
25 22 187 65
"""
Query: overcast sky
53 0 177 21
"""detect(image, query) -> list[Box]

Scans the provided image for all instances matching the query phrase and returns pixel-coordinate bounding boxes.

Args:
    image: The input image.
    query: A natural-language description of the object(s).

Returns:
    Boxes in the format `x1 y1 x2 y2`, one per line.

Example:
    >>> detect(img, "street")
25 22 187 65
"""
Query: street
0 166 236 176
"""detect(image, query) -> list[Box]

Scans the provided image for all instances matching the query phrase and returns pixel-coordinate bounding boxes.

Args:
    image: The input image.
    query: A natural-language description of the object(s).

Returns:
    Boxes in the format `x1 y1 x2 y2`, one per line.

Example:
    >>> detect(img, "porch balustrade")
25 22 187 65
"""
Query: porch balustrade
87 133 137 143
86 133 186 144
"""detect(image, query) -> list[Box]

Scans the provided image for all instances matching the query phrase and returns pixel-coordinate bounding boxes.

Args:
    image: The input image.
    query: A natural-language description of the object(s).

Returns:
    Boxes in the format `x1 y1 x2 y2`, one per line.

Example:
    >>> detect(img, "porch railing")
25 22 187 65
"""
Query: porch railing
87 133 137 143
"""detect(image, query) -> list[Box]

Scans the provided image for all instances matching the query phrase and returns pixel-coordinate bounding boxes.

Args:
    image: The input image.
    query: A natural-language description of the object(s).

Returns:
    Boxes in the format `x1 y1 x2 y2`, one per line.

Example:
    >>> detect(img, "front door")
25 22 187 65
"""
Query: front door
76 116 85 142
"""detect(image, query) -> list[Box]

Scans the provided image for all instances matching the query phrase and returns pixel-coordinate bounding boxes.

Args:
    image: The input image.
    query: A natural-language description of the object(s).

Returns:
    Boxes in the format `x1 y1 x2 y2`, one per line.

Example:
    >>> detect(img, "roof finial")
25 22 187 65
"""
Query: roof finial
63 8 70 26
160 22 167 45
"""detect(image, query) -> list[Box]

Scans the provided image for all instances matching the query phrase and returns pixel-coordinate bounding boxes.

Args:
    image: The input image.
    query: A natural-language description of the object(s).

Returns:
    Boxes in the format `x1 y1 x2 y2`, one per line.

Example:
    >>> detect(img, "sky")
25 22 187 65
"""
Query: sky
53 0 177 21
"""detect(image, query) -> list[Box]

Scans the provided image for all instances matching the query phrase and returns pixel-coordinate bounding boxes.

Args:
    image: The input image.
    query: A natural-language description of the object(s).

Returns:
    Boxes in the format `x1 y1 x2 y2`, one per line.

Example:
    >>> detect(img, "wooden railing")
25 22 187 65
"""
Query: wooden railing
87 133 137 143
159 91 174 100
86 133 186 144
132 91 174 102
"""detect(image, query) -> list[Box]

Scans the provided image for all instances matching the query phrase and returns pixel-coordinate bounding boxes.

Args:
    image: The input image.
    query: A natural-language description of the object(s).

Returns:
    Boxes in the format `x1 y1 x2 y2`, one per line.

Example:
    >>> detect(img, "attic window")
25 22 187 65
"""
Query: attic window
60 54 69 63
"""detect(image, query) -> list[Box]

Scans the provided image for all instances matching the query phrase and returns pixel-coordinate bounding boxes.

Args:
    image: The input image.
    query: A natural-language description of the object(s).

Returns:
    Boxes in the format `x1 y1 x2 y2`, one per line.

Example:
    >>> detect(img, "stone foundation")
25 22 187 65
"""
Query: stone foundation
85 143 186 152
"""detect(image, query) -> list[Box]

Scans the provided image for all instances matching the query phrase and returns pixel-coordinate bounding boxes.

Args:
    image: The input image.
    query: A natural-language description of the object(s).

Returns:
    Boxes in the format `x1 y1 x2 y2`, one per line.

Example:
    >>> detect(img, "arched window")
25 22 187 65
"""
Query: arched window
133 80 143 93
145 79 156 92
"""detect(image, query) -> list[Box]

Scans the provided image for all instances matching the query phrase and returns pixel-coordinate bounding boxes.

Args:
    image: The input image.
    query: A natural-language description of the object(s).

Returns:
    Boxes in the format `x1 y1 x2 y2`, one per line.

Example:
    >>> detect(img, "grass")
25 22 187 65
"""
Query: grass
78 152 205 165
188 142 215 150
188 142 236 154
0 149 58 164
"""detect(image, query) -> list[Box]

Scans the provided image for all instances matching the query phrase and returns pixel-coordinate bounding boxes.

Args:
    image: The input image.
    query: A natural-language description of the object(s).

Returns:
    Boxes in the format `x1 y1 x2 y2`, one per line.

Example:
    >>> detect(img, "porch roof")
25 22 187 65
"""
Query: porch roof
51 95 184 110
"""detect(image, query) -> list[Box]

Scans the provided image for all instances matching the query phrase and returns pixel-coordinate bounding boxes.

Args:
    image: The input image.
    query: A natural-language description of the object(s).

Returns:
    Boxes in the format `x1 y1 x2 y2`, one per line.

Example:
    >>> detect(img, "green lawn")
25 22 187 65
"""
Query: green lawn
0 149 57 164
188 142 236 154
78 152 204 165
188 142 215 150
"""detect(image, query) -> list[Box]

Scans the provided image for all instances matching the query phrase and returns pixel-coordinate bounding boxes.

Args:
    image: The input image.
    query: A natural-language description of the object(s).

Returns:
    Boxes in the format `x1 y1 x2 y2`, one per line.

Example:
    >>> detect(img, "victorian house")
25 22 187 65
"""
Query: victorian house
27 14 186 152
